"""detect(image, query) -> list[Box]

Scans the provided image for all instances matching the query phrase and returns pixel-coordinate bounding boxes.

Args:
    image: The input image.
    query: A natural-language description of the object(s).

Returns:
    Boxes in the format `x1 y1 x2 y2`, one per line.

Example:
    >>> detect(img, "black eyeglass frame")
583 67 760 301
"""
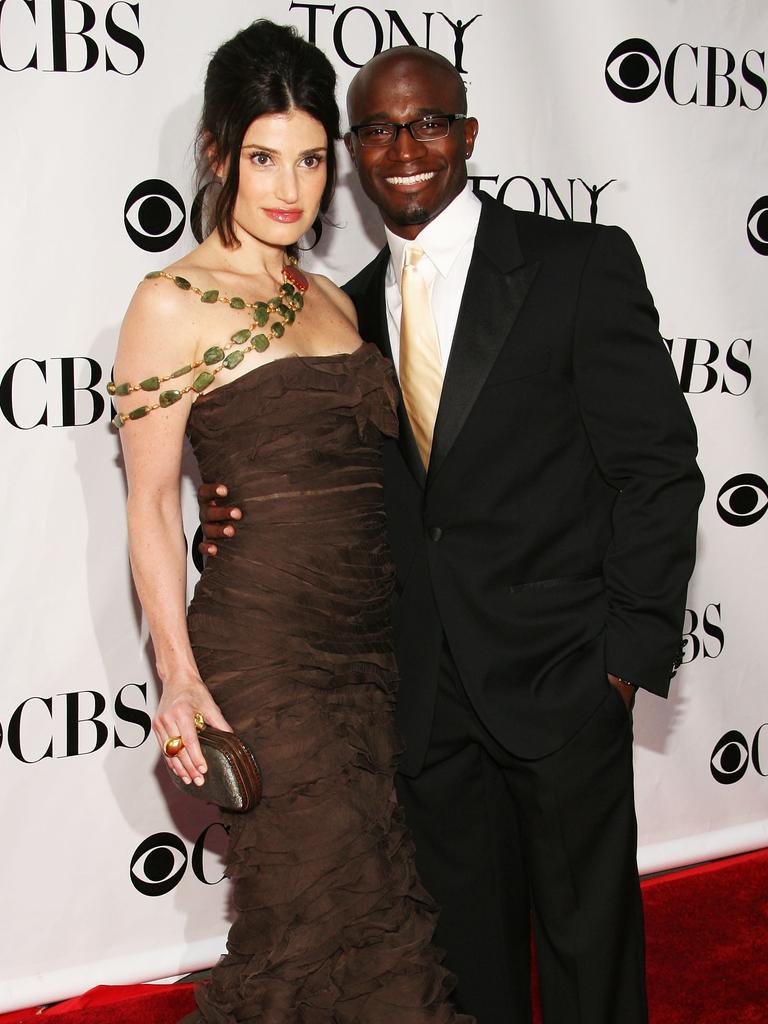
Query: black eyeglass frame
349 114 468 147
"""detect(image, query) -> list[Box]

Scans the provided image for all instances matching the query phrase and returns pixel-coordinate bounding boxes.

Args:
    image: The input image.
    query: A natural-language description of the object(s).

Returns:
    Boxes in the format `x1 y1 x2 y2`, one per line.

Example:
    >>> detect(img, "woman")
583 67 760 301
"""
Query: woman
114 19 473 1024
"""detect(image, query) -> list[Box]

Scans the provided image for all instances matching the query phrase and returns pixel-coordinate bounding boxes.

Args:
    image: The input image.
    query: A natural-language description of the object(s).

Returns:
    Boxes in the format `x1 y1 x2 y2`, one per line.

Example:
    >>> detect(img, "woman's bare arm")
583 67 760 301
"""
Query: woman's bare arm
116 279 232 785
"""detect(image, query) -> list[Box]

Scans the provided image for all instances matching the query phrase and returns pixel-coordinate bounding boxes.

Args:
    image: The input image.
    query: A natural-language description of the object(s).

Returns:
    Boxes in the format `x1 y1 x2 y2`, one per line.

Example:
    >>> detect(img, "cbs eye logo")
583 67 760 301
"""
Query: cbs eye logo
716 473 768 527
124 179 186 252
710 731 750 784
747 196 768 255
711 725 768 784
604 38 661 102
185 524 205 576
129 824 228 896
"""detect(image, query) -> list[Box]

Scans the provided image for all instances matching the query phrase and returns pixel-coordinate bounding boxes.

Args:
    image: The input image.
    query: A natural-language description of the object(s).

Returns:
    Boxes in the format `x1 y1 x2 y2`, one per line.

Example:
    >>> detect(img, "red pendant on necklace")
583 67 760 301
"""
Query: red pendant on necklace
283 263 309 294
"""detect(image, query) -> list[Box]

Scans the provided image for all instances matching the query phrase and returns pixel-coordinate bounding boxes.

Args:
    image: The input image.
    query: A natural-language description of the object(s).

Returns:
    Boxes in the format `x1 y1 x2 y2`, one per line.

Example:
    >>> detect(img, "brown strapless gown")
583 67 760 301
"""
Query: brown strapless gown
184 343 473 1024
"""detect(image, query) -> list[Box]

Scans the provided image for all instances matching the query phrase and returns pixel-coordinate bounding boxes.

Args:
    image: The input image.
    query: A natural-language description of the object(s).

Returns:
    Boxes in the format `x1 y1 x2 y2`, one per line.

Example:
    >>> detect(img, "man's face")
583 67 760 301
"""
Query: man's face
345 54 479 239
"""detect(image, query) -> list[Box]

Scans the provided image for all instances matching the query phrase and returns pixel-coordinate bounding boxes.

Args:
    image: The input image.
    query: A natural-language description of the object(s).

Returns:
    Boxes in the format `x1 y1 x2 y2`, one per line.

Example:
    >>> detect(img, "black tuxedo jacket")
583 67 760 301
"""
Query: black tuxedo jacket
345 192 703 775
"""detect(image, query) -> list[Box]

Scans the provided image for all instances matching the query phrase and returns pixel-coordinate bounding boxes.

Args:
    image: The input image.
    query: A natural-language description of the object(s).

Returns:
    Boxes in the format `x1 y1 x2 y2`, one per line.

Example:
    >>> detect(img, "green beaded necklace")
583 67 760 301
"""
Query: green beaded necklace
108 259 309 428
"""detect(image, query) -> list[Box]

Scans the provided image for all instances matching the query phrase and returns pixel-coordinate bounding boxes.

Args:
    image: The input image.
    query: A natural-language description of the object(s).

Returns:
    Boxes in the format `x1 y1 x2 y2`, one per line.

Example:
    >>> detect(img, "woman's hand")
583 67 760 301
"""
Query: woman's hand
154 677 232 786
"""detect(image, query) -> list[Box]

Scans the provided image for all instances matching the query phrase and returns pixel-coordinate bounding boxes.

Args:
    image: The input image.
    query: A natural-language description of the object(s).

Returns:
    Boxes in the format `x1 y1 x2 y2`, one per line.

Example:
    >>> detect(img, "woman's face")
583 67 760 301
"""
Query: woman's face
229 109 328 249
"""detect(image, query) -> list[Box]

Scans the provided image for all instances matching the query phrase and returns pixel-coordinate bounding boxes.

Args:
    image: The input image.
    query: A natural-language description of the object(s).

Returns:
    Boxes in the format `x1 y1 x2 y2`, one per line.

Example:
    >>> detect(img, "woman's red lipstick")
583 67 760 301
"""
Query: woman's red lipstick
263 208 303 223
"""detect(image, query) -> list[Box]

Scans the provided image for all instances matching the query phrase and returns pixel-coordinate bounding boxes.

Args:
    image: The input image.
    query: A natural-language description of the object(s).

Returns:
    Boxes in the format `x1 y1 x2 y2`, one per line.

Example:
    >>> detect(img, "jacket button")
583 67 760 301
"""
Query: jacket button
428 526 443 542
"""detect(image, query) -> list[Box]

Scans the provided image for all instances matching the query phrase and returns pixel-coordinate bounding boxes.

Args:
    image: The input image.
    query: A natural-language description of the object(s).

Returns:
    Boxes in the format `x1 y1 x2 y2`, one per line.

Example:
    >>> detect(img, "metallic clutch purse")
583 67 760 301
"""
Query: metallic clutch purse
167 717 263 813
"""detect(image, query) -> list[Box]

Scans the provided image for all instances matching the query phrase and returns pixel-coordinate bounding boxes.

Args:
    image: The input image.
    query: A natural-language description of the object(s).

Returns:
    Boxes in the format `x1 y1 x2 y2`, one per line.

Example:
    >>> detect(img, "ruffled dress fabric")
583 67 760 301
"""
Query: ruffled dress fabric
185 343 473 1023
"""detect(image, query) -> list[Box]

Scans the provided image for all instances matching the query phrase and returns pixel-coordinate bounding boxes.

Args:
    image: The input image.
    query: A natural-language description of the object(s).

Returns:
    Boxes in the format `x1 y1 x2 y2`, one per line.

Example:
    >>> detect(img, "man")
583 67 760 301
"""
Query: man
200 46 703 1023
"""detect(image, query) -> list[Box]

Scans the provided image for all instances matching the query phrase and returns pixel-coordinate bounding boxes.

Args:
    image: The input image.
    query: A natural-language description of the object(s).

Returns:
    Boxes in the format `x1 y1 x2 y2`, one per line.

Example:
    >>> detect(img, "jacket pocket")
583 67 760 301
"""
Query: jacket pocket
486 347 551 387
508 572 602 595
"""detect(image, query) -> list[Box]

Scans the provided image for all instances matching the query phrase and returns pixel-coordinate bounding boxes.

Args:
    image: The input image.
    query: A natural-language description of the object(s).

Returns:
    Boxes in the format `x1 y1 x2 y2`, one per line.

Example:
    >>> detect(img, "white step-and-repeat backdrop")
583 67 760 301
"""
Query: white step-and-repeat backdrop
2 0 766 1012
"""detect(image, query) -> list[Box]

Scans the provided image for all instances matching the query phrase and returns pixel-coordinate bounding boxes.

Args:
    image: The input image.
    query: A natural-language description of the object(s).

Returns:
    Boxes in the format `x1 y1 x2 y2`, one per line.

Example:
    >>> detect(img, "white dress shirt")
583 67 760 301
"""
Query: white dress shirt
384 183 482 380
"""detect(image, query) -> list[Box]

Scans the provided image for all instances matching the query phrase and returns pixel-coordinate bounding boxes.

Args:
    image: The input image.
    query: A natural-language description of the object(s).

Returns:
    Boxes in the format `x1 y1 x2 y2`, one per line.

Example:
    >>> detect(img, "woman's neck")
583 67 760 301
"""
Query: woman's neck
202 229 287 284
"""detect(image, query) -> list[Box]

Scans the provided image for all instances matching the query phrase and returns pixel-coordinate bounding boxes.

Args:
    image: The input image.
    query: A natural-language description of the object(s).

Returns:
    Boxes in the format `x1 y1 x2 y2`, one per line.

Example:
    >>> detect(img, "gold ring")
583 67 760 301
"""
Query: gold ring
164 735 184 757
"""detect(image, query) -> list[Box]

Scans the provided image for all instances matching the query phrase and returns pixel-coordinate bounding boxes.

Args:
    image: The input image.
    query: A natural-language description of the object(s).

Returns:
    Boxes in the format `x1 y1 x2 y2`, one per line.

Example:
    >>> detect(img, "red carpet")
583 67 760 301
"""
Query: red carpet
642 848 768 1024
0 984 196 1024
3 848 766 1023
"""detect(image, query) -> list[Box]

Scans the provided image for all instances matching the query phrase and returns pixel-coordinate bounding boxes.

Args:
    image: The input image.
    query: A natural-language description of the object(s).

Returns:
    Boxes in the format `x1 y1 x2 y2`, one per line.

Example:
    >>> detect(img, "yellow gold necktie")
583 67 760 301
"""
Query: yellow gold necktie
399 244 443 468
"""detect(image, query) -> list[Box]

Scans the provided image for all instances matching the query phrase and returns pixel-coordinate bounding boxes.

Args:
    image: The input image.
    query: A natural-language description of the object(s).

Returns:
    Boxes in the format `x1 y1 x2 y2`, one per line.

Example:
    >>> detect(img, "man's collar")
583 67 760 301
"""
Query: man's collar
384 183 481 281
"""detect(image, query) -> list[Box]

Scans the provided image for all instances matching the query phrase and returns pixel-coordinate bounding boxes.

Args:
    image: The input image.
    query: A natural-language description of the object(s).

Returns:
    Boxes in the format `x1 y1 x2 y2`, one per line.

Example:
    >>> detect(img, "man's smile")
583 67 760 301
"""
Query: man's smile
384 171 437 186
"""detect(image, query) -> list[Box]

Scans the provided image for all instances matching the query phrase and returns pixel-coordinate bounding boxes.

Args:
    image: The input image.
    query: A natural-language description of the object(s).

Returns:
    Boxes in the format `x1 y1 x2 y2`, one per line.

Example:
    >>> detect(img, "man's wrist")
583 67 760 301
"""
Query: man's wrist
607 673 637 711
608 672 636 689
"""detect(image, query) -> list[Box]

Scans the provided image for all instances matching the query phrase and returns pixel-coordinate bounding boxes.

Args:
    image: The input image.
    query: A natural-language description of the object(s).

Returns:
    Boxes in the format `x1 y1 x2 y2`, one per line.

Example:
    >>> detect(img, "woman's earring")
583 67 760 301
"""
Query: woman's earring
298 215 323 252
190 179 220 243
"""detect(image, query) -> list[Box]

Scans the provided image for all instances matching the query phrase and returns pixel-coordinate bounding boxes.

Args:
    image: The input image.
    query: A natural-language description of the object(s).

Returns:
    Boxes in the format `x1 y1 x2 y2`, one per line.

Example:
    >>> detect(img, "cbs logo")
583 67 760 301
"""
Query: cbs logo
0 0 143 74
711 725 768 784
604 38 767 108
716 474 768 527
605 38 661 103
124 179 186 253
747 197 768 255
681 603 724 663
129 823 229 896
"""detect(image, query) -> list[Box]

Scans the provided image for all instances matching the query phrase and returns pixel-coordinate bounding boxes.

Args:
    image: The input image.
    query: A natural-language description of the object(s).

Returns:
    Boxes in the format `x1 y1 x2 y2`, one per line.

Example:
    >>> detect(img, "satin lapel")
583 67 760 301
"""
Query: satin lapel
354 248 426 489
428 200 539 485
354 248 391 358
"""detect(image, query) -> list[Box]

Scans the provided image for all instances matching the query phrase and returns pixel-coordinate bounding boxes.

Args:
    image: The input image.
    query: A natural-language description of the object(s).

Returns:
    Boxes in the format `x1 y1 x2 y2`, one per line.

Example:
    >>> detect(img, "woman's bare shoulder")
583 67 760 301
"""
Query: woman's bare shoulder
127 239 225 322
117 270 201 379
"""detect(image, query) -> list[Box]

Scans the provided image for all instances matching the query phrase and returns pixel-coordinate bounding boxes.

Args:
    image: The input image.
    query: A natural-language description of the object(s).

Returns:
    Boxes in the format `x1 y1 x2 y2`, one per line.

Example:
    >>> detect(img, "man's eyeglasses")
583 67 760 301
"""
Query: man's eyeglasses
349 114 467 148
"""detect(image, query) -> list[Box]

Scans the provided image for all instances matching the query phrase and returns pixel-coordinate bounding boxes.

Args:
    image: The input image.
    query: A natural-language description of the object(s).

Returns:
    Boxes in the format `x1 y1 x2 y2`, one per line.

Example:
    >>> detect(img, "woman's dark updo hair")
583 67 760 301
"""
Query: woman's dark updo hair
194 20 340 254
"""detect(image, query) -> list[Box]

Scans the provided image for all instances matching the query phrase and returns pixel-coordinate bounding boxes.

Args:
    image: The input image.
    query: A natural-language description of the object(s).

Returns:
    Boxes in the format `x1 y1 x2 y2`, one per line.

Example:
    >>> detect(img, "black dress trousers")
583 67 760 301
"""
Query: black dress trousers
395 643 648 1024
